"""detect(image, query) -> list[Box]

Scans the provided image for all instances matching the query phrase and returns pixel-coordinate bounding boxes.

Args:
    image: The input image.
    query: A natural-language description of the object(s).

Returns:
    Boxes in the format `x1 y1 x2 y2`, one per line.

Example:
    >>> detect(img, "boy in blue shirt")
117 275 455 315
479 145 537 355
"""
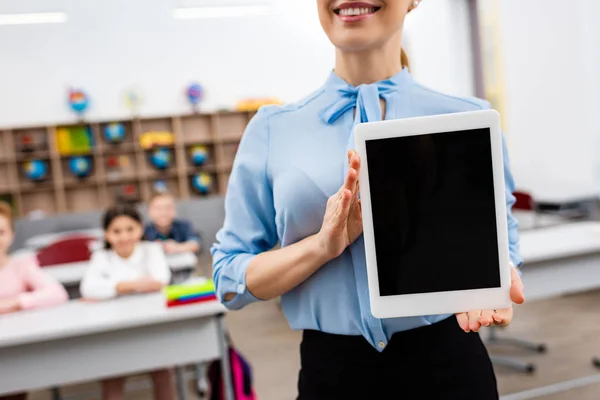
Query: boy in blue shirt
144 192 201 254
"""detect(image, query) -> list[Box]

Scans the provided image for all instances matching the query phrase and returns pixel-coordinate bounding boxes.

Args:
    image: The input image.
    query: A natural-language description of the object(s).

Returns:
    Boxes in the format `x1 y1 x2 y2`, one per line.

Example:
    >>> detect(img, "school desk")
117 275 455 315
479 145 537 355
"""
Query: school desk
0 293 234 400
519 221 600 301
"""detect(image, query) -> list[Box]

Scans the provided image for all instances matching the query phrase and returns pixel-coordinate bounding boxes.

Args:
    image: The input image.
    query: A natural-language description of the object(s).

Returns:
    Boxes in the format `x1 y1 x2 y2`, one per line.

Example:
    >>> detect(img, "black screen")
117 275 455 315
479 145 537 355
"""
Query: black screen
365 128 501 296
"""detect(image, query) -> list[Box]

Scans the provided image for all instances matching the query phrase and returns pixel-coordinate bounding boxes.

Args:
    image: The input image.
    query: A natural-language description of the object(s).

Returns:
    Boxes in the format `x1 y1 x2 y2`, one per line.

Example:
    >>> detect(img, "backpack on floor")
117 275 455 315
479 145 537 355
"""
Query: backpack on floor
208 341 256 400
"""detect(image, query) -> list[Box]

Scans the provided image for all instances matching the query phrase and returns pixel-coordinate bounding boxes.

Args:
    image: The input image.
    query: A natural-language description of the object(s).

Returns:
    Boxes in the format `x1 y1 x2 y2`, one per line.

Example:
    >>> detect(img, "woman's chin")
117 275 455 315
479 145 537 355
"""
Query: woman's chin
333 36 381 53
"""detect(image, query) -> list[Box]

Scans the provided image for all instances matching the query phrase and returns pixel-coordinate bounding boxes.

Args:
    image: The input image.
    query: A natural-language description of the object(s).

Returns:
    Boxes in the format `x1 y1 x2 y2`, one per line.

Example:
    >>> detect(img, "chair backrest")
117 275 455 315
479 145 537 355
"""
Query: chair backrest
513 191 536 211
37 236 95 267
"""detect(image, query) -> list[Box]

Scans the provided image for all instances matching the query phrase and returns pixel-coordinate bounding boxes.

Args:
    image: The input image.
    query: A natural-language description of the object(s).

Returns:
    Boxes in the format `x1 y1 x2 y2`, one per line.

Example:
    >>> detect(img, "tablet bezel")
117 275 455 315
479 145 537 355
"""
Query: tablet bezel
354 109 512 319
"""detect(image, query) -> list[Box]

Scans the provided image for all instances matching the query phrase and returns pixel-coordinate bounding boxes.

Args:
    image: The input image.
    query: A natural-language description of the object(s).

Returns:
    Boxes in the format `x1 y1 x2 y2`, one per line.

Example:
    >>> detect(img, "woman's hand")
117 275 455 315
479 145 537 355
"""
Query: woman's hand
456 265 525 333
316 150 363 260
0 298 21 314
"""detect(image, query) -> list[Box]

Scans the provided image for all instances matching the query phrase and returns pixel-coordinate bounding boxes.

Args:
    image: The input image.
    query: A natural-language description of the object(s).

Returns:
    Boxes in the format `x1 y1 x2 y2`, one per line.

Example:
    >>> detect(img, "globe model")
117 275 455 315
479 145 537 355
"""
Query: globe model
192 173 212 194
104 122 126 144
23 160 48 181
190 145 208 166
150 148 171 169
69 156 92 178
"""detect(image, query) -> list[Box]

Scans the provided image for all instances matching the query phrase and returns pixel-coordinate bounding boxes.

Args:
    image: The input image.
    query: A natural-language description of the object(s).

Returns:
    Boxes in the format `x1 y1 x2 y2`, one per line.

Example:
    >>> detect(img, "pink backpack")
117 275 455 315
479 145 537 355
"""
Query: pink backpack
208 345 256 400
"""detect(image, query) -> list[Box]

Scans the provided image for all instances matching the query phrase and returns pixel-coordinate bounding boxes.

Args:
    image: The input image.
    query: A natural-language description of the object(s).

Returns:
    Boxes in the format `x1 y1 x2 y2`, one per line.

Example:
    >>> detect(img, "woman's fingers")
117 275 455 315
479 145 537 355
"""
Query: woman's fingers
510 266 525 304
347 151 360 193
479 310 495 327
468 310 482 332
456 313 470 332
344 165 358 194
493 306 513 327
348 150 360 171
331 189 352 232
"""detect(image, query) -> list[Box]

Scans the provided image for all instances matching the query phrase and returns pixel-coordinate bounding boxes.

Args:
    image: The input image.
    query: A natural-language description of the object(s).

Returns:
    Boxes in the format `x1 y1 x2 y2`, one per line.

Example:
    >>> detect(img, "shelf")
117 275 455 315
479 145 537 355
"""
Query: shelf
105 173 139 184
19 182 55 193
0 185 17 194
57 150 95 158
102 142 138 154
142 169 179 180
187 164 217 174
219 163 233 173
4 109 250 216
186 163 232 174
16 150 51 161
64 177 98 189
215 136 241 144
58 150 100 159
65 186 102 212
184 138 213 145
142 144 175 151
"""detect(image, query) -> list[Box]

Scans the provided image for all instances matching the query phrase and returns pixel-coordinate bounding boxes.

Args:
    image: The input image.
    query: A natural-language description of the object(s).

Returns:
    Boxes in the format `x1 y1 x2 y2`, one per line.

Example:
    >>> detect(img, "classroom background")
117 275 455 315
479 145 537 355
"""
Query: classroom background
1 0 600 399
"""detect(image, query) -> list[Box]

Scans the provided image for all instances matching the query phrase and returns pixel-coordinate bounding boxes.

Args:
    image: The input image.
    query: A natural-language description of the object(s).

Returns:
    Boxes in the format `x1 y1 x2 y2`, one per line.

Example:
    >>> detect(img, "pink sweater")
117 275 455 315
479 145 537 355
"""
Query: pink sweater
0 254 68 310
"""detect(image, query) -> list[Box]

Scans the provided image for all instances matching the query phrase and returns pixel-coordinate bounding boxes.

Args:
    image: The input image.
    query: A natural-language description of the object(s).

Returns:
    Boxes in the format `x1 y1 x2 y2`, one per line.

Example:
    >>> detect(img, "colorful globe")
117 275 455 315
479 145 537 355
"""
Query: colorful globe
190 145 208 166
69 156 92 178
153 180 168 193
68 89 89 114
186 83 203 106
192 173 212 194
23 160 48 181
104 123 126 144
150 148 171 169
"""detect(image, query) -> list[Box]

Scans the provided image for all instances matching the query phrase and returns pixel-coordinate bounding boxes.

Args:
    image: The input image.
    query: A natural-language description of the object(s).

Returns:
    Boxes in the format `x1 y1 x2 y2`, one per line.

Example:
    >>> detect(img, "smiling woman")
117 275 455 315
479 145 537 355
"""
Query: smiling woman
211 0 524 398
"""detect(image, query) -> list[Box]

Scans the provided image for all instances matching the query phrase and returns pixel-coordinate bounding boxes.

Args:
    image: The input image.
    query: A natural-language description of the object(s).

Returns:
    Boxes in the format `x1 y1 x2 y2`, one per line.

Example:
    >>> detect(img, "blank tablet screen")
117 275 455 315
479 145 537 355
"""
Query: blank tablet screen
365 128 501 297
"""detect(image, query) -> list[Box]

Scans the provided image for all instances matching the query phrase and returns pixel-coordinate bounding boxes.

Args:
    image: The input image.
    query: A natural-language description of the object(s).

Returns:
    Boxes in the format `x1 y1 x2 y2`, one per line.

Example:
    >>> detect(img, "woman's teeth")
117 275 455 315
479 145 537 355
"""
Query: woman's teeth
338 7 376 17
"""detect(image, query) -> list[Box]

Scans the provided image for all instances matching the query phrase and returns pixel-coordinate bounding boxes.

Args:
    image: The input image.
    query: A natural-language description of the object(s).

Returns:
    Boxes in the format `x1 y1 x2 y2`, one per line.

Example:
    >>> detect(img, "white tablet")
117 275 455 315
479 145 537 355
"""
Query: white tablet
354 109 512 319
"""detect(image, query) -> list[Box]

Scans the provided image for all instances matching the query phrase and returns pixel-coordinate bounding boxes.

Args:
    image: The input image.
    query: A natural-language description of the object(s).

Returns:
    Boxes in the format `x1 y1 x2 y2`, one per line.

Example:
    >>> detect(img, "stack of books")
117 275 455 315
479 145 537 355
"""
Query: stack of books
163 278 217 308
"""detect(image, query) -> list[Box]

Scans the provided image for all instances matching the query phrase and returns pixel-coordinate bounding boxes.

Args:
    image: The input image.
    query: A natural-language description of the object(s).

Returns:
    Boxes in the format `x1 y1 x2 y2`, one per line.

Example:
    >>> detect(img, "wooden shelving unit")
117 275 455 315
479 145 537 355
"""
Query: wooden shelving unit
0 110 254 217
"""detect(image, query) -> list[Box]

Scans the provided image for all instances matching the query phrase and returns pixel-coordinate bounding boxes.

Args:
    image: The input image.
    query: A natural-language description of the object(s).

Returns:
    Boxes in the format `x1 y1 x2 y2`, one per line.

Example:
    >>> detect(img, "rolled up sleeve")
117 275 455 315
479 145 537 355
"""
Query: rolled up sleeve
210 107 279 310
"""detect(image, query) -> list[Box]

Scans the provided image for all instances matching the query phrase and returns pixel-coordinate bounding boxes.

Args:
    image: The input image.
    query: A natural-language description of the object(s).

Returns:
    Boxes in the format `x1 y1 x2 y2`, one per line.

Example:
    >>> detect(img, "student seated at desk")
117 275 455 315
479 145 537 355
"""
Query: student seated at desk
80 204 174 400
0 202 68 400
144 192 201 255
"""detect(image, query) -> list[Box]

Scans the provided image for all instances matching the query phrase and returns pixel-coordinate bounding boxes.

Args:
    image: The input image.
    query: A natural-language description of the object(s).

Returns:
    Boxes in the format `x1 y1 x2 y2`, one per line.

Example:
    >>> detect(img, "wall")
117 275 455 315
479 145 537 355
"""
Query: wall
498 0 600 199
0 0 475 128
405 0 475 98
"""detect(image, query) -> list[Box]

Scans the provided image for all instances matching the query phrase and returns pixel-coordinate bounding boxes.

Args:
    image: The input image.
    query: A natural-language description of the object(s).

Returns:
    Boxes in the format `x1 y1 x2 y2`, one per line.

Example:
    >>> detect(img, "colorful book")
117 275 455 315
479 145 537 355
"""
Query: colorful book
166 294 217 308
163 279 215 301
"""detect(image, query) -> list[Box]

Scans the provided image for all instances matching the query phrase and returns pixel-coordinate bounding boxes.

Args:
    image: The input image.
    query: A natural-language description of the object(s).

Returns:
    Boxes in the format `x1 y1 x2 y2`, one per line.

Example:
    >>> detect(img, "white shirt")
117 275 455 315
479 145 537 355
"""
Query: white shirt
80 241 172 300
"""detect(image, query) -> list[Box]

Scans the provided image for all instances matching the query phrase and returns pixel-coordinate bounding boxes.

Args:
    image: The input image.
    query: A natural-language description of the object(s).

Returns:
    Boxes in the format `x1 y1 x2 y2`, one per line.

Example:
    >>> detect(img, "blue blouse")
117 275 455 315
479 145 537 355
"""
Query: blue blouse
211 68 522 352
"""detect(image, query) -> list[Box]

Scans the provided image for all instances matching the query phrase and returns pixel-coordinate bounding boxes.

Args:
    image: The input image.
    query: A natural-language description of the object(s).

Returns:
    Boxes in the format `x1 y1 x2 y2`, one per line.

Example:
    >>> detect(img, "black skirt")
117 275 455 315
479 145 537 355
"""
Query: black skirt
297 316 498 400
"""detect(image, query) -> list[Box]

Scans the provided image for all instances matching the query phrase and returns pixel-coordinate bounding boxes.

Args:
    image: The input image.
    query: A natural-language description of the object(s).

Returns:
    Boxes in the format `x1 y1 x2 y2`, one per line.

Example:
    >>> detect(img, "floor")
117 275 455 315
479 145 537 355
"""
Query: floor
30 288 600 400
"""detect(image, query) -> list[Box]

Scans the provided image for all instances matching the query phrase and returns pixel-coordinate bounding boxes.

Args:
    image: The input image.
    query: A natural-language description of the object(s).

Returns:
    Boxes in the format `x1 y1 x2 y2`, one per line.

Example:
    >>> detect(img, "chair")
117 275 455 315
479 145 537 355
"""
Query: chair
485 190 547 373
513 190 539 229
36 236 95 267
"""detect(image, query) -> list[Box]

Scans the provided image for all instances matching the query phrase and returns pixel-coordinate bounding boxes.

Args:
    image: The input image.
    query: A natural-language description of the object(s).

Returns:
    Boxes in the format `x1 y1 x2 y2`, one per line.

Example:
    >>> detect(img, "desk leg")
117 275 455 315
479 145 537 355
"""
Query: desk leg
216 314 234 400
51 387 62 400
175 366 188 400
